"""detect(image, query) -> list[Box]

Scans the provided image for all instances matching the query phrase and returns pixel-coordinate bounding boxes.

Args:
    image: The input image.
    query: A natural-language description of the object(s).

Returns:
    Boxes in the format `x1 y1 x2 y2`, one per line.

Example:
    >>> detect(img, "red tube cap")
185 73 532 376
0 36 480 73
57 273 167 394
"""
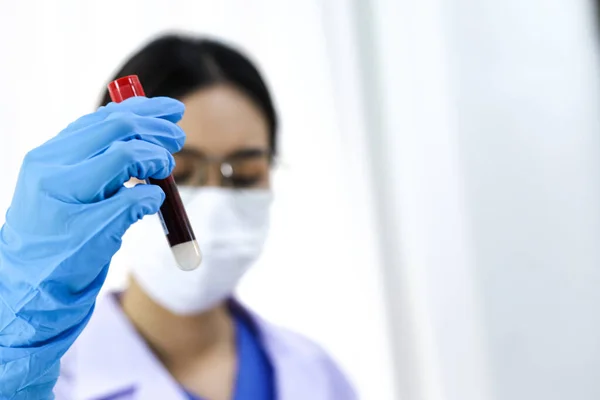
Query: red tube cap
108 75 146 103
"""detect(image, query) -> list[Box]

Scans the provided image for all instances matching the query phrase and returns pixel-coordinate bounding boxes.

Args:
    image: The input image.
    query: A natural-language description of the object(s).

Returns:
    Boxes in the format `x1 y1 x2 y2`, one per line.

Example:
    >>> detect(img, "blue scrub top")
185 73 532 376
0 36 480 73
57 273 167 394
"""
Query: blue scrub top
183 309 275 400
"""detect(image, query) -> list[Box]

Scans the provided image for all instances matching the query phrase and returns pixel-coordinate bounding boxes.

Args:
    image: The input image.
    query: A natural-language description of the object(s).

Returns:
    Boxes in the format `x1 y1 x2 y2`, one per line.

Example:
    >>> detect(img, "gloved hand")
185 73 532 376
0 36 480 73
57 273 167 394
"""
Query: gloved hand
0 97 186 399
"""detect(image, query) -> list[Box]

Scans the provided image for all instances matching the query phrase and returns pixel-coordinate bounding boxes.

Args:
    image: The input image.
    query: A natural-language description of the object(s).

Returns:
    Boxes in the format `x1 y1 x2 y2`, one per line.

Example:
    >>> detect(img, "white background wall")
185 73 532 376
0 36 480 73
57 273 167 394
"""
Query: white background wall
352 0 600 399
446 1 600 399
0 1 395 399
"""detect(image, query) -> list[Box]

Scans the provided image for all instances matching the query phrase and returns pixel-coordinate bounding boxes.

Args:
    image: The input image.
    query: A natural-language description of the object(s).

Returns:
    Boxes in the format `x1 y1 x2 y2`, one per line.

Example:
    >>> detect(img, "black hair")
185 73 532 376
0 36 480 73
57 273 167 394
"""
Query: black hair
99 33 278 155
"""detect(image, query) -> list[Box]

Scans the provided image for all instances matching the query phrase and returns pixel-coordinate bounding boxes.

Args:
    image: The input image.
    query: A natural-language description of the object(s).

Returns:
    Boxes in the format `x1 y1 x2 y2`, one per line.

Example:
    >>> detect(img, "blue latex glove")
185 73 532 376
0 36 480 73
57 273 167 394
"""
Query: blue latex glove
0 97 186 399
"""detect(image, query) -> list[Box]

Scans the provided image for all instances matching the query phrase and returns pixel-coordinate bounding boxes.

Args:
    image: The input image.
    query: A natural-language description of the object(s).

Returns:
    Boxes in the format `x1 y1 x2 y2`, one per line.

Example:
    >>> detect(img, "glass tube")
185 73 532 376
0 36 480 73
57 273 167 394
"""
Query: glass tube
108 75 202 271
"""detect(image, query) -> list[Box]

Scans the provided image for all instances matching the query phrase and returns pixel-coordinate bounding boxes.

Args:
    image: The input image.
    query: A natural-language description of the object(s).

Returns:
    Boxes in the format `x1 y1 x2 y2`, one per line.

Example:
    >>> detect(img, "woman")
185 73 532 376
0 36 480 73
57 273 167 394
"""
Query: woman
0 34 356 400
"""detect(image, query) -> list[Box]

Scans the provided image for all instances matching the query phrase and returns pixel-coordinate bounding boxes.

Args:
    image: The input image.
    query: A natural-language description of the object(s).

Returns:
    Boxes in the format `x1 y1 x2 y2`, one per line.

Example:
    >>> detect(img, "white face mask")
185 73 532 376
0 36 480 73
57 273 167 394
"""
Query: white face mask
121 187 272 315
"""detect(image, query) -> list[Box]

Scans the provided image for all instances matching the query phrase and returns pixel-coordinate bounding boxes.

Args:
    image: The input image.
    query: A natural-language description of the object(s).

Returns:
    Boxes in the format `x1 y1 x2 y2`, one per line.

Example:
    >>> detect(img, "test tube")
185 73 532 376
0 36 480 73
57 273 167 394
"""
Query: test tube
108 75 202 271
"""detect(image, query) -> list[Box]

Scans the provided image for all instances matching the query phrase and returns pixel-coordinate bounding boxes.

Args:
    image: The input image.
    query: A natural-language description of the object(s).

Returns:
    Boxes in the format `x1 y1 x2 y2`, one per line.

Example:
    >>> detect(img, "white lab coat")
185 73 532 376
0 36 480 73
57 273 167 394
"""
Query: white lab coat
54 293 357 400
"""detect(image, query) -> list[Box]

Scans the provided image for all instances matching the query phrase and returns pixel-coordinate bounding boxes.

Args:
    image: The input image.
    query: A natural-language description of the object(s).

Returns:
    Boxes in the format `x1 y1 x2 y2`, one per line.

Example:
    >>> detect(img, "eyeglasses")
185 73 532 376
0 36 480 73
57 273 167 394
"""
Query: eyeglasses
172 148 272 188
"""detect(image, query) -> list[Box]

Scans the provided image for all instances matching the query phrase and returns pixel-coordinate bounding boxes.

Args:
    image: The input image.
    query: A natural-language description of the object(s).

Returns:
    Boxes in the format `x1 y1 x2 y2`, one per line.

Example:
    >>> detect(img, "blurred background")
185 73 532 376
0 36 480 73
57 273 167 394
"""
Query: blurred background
1 1 600 399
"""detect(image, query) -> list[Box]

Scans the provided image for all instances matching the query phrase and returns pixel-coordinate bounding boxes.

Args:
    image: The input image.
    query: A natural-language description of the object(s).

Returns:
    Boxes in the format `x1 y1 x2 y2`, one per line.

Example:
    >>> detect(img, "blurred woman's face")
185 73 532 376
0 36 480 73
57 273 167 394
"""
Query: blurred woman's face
173 84 271 189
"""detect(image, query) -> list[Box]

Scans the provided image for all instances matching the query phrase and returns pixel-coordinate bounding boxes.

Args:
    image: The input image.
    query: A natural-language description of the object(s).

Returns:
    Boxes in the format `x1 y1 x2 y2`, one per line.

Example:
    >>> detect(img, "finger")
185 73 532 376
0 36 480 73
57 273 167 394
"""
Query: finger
63 140 175 203
90 184 166 239
115 184 166 233
34 113 186 165
106 96 185 124
64 97 185 132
